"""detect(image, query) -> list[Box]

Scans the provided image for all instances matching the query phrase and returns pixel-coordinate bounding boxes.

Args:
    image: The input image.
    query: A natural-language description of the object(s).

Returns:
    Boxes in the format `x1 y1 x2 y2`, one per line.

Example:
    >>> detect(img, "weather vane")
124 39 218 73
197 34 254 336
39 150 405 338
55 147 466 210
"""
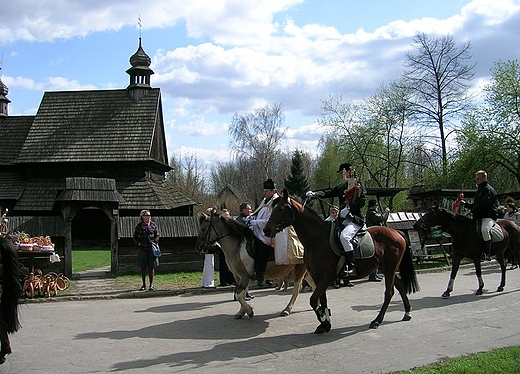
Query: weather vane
138 15 142 39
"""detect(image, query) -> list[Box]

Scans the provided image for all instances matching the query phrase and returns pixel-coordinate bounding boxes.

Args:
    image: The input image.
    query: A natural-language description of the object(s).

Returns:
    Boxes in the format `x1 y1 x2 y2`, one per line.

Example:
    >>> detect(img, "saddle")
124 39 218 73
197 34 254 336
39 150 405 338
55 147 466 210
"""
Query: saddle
329 221 375 259
475 220 504 242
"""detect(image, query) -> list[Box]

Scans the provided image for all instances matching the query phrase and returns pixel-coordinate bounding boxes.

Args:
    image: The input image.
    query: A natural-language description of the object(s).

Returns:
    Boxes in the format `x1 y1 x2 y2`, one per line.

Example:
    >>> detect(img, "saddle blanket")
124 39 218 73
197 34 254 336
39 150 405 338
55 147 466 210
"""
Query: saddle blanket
274 225 304 264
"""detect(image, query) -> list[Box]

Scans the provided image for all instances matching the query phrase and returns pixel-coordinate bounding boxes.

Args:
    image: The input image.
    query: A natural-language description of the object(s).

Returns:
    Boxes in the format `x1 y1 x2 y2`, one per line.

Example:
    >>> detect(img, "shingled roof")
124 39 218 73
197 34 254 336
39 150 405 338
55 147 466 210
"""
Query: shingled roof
16 88 168 166
0 115 34 165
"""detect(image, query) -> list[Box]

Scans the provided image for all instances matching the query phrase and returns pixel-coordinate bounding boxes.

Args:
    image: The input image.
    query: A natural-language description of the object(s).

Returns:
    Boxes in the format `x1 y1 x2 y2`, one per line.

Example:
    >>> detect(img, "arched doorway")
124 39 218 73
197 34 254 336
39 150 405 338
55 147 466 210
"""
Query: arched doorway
71 207 111 274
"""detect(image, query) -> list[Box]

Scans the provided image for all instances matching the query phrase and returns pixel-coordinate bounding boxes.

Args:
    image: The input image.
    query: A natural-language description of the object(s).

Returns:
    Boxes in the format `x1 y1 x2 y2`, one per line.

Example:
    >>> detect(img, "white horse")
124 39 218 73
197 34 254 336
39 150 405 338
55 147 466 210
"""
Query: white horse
196 209 307 319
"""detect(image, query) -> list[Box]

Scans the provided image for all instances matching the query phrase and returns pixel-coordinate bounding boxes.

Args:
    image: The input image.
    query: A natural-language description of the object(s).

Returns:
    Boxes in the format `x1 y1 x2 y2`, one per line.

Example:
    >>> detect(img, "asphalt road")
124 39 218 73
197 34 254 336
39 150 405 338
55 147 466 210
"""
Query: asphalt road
3 263 520 373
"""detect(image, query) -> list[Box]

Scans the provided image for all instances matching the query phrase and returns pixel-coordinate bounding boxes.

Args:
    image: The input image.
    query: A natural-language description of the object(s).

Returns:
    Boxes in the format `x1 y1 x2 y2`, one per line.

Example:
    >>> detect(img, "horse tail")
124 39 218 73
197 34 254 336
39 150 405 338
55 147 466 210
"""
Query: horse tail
397 233 420 294
0 237 22 333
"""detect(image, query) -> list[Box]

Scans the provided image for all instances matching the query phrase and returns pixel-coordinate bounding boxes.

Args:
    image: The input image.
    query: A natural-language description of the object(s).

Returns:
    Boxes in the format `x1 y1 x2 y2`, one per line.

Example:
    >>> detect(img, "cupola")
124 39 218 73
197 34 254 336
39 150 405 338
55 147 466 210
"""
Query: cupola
126 37 154 100
0 73 10 119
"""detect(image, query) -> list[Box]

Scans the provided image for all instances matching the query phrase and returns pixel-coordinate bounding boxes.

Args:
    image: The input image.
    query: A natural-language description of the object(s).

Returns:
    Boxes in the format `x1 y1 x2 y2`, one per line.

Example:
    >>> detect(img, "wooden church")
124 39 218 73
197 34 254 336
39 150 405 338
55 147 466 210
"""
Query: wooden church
0 38 201 276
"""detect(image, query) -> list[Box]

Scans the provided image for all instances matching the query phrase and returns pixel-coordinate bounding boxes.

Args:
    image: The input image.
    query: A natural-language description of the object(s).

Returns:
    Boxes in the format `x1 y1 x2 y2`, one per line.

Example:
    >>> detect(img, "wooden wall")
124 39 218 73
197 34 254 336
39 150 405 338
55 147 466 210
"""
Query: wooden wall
117 236 203 275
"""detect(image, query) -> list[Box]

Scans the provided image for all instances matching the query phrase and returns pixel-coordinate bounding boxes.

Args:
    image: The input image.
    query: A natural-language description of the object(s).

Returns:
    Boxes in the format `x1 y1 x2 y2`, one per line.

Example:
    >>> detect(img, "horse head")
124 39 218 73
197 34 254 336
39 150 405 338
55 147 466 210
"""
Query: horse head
264 187 297 238
196 208 223 254
413 204 442 233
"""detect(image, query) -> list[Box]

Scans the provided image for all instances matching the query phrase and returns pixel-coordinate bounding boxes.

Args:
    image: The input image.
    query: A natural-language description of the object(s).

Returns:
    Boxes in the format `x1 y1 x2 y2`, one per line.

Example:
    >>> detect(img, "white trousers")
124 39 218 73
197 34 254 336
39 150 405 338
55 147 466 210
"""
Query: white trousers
340 221 362 253
480 218 495 241
201 253 215 287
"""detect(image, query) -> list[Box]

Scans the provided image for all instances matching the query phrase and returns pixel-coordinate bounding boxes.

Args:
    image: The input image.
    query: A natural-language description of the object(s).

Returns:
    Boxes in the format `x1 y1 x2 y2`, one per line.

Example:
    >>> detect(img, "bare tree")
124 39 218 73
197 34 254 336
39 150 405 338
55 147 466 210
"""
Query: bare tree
402 32 475 173
228 103 287 180
167 153 207 203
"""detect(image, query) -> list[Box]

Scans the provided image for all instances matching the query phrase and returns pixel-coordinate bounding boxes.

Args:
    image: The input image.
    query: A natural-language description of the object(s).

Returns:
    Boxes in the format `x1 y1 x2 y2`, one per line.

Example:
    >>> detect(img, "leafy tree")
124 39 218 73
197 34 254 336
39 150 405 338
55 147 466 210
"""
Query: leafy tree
284 150 311 199
453 59 520 192
402 32 475 174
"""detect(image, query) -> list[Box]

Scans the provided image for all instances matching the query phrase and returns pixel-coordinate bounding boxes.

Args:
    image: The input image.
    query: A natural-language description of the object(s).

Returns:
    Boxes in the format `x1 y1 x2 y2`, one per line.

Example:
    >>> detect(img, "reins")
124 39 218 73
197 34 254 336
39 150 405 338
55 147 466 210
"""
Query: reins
200 215 233 251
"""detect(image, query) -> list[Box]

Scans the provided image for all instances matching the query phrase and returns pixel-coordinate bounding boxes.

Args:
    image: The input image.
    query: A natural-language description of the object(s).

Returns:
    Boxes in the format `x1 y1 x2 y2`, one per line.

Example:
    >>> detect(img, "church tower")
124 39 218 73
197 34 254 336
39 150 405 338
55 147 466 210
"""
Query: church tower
126 37 154 100
0 68 10 119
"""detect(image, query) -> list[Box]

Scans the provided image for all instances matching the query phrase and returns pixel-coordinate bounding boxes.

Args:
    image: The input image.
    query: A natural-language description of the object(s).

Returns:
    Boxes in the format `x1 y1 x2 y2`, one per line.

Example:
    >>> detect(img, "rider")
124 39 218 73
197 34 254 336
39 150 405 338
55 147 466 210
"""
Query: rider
306 162 366 278
246 179 279 285
462 170 499 261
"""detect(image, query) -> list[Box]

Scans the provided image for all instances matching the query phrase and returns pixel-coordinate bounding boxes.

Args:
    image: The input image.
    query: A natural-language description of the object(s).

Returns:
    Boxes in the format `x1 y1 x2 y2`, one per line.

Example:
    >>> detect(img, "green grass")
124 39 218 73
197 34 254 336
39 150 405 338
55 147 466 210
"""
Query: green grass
115 271 206 290
391 345 520 373
72 248 111 273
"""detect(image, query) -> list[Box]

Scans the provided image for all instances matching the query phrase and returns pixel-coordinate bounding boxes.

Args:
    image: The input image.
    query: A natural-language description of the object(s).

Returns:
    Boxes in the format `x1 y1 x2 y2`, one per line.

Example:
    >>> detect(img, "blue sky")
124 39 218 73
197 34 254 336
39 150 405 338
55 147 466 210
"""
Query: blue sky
1 0 520 172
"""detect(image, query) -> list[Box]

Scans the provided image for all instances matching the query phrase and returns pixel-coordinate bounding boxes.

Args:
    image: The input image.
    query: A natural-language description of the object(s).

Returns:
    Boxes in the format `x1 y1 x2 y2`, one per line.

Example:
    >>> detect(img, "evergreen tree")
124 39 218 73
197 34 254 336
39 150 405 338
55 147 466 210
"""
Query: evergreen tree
284 150 310 199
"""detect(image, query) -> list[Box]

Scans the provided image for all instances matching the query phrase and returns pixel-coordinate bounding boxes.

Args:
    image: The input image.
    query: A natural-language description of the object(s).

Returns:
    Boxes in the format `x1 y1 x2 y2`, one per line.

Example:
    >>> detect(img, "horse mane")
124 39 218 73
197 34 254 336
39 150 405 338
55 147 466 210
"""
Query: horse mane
222 216 254 240
439 207 474 223
0 237 21 333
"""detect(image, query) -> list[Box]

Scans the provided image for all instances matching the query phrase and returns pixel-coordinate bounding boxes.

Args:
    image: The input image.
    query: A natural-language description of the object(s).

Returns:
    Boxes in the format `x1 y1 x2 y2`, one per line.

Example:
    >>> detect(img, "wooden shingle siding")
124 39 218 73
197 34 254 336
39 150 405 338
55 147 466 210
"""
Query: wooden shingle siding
8 216 65 237
56 177 125 203
118 216 199 238
117 177 196 210
0 116 34 165
16 89 166 165
0 171 26 200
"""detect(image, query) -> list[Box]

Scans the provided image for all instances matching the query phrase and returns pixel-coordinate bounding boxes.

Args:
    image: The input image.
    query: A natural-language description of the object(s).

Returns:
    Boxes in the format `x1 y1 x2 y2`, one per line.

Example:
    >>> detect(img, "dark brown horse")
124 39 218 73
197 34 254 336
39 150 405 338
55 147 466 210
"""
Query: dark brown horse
196 208 307 319
0 237 22 365
413 205 520 298
263 188 420 333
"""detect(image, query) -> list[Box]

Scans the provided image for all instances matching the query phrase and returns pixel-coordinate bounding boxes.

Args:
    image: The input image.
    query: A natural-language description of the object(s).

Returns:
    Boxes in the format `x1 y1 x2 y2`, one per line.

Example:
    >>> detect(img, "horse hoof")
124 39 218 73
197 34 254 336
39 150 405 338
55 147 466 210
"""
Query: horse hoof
314 321 331 334
441 291 450 299
369 321 380 329
234 313 244 319
497 286 504 292
402 314 412 322
475 289 483 296
247 310 254 318
279 310 290 317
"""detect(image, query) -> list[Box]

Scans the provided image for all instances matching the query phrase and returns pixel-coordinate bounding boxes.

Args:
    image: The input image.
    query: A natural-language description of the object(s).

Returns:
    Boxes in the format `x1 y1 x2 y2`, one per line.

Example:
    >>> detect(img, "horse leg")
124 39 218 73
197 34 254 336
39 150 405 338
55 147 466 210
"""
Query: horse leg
280 265 306 317
393 275 412 322
441 255 462 298
233 279 254 319
314 292 331 334
369 274 396 329
496 252 507 292
309 280 332 334
0 322 11 364
474 258 485 296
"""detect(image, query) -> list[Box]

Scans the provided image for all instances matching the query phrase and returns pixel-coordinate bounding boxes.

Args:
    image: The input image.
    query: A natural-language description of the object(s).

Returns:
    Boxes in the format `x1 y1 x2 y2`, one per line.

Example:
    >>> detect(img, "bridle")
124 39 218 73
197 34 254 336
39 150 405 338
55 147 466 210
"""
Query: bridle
267 198 298 236
198 214 232 254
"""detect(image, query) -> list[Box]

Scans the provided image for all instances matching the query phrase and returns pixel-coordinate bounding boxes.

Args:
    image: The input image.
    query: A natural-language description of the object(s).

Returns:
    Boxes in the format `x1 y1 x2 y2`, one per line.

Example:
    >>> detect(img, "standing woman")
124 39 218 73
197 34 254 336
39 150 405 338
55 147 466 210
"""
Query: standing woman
133 210 159 291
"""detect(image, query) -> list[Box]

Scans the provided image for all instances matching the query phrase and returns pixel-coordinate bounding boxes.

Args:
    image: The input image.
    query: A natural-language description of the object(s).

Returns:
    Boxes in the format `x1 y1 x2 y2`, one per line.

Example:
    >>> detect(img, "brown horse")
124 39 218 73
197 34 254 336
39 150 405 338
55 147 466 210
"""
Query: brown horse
263 188 420 333
196 208 307 319
0 237 22 365
413 205 520 298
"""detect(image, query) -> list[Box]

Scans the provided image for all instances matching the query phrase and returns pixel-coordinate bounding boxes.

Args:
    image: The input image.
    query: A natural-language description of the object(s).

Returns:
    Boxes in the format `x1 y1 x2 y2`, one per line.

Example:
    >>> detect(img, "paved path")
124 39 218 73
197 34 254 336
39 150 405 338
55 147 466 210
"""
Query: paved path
3 263 520 373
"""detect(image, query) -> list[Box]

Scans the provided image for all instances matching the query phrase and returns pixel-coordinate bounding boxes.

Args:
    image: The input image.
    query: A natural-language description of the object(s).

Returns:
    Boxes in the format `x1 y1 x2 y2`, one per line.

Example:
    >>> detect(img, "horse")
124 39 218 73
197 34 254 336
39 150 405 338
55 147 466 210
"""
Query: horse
196 208 307 319
413 205 520 298
263 188 420 333
0 236 22 364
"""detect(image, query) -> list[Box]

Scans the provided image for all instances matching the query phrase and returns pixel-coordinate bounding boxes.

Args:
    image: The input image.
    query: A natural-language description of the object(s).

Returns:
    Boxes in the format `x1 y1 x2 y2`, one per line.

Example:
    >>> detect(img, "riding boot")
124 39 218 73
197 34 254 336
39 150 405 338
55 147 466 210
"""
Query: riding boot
340 251 357 278
482 240 492 261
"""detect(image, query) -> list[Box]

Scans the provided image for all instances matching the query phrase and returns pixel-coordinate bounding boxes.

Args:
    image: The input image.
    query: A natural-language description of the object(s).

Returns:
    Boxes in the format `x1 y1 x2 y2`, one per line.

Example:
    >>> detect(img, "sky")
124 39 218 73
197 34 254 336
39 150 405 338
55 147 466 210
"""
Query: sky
1 0 520 172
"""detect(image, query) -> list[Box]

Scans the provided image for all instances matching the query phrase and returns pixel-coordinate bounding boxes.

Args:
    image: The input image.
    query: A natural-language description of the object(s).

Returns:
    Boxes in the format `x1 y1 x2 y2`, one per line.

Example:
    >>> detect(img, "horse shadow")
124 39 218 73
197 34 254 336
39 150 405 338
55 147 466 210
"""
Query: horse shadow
75 312 373 372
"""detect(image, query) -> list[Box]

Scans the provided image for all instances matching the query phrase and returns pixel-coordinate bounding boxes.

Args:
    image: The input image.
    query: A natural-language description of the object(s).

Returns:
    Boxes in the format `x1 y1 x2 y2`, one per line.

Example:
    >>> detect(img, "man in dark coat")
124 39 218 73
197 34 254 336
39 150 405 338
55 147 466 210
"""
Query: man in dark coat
462 170 499 260
306 162 366 277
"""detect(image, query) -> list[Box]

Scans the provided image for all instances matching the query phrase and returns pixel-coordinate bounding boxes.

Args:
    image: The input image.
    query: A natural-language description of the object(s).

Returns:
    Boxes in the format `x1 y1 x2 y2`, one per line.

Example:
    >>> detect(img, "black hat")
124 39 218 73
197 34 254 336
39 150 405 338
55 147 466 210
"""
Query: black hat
263 178 276 190
336 163 352 173
368 200 377 208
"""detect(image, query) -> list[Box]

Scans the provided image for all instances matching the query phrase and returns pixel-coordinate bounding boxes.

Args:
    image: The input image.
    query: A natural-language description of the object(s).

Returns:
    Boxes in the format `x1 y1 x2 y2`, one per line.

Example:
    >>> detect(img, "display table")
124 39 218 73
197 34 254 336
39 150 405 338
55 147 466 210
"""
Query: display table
17 251 55 273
